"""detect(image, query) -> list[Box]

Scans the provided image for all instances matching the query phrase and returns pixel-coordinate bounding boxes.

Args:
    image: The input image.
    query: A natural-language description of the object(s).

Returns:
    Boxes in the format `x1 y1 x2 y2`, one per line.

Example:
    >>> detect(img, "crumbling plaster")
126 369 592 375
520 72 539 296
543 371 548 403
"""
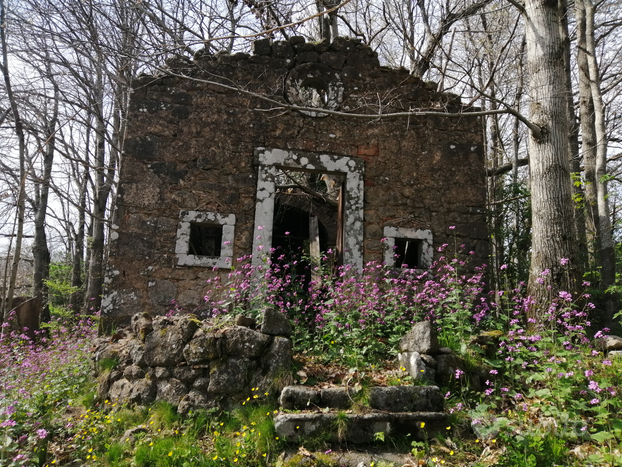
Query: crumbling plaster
252 147 364 270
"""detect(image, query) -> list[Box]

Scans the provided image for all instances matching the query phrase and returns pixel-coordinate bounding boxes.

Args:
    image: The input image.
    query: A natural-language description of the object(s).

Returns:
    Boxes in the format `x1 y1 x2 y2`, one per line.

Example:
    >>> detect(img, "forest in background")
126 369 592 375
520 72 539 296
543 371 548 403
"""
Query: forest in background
1 0 622 326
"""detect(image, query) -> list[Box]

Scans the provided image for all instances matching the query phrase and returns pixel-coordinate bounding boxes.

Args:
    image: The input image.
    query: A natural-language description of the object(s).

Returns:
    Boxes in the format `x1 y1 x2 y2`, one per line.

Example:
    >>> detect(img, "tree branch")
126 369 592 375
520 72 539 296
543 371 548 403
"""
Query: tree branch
504 0 526 14
158 68 531 123
486 158 529 176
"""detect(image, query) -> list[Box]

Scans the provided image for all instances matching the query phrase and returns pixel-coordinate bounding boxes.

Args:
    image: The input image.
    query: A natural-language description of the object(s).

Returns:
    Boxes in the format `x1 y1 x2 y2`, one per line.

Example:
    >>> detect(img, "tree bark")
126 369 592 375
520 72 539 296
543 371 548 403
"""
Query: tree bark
70 162 88 311
83 38 109 314
524 0 580 313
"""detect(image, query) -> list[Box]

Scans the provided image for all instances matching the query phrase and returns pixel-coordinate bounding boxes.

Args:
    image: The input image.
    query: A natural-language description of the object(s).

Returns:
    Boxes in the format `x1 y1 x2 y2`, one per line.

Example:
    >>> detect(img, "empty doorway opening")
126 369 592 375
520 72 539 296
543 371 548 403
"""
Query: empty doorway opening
271 168 343 273
252 147 365 270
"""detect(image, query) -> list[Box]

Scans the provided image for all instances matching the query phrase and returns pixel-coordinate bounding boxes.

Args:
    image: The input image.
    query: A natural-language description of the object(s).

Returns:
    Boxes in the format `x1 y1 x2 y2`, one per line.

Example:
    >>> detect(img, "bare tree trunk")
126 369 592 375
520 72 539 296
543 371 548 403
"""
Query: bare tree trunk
576 0 599 268
226 0 237 53
524 0 580 314
559 0 586 273
32 73 59 324
0 0 27 326
70 163 88 310
328 1 339 40
511 36 525 186
83 121 108 313
584 0 616 326
83 50 109 314
317 0 331 41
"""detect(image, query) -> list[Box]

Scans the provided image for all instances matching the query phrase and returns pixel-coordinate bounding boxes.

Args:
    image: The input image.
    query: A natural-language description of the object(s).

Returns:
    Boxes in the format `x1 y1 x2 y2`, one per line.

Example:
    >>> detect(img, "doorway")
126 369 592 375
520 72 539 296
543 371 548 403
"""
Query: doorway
252 148 364 270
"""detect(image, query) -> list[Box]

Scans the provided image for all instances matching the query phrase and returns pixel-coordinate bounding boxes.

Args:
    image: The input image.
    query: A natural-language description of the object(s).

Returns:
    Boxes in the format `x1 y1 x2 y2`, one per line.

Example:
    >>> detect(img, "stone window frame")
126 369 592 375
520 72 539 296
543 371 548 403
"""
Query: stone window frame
175 210 235 268
383 227 433 270
252 147 364 270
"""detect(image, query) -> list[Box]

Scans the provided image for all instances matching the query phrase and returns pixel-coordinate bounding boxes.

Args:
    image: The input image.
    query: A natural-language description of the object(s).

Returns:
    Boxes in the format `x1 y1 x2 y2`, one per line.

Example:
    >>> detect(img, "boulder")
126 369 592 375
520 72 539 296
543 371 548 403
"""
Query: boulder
177 315 200 343
109 378 133 402
123 364 146 381
320 52 346 69
435 353 466 387
131 312 153 341
272 41 294 59
173 366 203 384
252 39 272 56
208 357 255 394
150 367 172 380
192 376 210 391
152 315 175 331
129 378 157 405
183 330 219 364
128 339 146 367
597 335 622 351
222 326 271 357
398 351 435 383
144 325 186 367
261 308 292 337
251 336 293 392
157 378 188 405
399 321 439 354
178 390 212 415
420 354 437 368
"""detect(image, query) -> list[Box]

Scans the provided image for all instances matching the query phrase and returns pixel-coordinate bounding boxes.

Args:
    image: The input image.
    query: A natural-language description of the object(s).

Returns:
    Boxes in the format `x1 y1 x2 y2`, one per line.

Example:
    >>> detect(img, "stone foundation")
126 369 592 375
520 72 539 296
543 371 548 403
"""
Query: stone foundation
92 309 293 413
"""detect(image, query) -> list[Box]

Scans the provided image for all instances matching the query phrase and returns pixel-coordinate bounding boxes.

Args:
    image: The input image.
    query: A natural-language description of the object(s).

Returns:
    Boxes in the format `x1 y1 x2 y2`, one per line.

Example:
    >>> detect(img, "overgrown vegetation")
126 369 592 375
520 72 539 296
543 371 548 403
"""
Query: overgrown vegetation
2 244 622 466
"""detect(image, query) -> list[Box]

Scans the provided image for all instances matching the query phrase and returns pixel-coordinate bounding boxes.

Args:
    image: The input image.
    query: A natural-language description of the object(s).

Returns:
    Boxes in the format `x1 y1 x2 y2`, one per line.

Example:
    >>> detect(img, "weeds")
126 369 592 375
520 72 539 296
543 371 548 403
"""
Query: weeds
4 242 622 466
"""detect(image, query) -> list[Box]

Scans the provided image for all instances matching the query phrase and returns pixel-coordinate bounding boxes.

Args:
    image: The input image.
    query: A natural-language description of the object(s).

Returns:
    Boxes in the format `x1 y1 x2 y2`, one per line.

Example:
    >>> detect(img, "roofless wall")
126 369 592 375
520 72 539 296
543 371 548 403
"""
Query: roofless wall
102 36 487 329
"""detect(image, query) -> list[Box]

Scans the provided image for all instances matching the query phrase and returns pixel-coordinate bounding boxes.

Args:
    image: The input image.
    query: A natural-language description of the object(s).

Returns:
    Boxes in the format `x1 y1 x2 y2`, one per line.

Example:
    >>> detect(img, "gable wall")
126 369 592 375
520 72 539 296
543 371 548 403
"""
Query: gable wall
102 37 487 328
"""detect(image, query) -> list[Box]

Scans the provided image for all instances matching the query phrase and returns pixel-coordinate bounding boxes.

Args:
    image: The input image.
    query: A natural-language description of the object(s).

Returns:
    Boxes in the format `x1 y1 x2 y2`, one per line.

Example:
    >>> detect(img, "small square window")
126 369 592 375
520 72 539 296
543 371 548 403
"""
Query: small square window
175 211 235 268
188 223 222 257
393 238 423 269
383 227 433 270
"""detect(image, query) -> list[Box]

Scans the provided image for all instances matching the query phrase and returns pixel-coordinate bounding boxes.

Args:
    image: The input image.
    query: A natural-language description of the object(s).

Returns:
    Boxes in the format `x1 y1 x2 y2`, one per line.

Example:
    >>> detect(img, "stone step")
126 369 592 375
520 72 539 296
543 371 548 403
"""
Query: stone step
279 385 444 412
275 385 447 444
274 411 449 444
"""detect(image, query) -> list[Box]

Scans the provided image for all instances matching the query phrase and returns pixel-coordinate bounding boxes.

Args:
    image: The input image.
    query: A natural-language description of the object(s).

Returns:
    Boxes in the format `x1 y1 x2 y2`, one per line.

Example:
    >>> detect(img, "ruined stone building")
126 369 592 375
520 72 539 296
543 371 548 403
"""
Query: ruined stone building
102 36 487 329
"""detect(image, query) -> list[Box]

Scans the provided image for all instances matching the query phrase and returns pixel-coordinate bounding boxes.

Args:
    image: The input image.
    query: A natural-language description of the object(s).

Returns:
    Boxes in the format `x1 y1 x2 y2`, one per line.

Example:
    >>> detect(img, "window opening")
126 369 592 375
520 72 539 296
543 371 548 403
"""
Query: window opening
394 238 423 269
299 77 329 107
272 203 330 258
188 223 222 257
175 211 235 268
272 168 342 266
383 227 433 270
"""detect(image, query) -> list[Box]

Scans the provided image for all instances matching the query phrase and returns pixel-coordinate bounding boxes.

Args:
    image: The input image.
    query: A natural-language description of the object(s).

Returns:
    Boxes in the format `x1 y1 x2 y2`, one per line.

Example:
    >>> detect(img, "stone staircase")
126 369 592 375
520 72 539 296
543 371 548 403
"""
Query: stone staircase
274 385 449 444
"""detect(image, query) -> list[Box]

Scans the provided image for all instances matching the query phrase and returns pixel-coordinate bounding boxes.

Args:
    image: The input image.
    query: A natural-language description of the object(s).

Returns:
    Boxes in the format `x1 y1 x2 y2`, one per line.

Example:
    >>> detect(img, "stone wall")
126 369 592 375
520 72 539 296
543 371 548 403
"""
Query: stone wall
92 309 293 414
103 35 487 328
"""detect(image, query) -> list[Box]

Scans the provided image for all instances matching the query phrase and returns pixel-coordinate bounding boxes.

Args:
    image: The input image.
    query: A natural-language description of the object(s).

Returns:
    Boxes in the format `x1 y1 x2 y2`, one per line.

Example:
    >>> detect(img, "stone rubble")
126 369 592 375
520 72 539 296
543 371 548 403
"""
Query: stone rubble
92 309 293 413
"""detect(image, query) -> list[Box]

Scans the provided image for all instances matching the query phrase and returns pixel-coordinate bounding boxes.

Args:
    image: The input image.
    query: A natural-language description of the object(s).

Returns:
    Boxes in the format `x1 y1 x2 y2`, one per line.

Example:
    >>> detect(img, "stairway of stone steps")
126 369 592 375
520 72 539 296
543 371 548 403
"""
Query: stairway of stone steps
274 385 449 444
